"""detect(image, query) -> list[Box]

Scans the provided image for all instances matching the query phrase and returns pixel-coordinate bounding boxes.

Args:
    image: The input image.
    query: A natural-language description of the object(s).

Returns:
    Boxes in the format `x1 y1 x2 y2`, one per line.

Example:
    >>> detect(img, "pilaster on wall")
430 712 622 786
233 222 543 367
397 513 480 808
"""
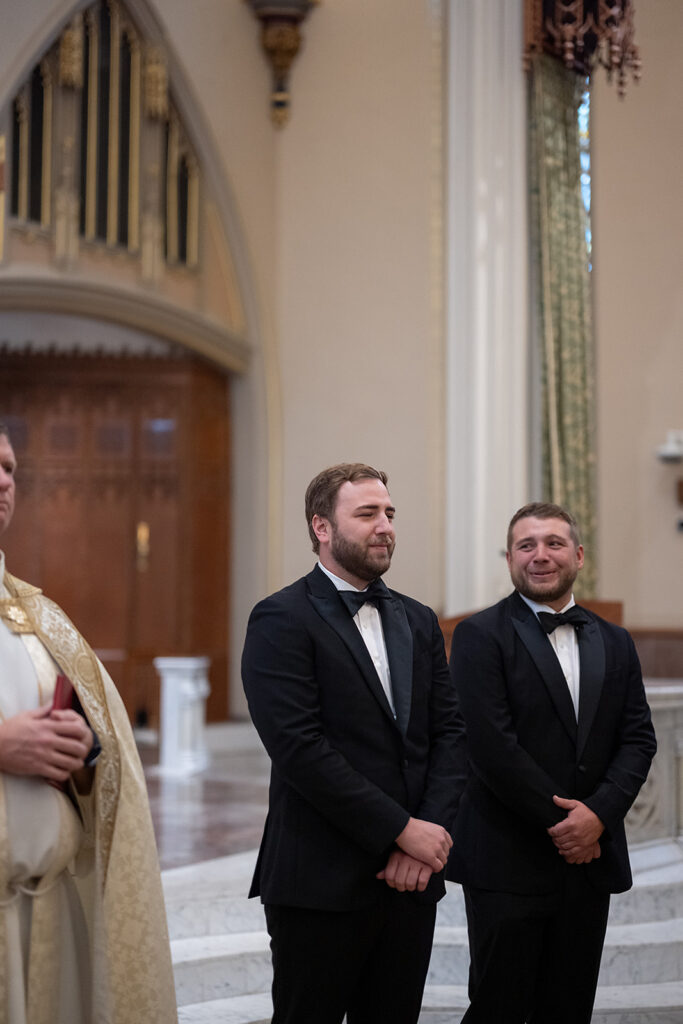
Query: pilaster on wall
445 0 529 615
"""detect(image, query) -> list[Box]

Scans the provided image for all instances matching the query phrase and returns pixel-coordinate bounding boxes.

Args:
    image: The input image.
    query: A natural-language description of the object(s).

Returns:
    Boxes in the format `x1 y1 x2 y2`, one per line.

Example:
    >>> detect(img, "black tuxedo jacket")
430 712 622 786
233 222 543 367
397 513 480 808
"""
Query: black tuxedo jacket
242 566 465 912
446 591 656 895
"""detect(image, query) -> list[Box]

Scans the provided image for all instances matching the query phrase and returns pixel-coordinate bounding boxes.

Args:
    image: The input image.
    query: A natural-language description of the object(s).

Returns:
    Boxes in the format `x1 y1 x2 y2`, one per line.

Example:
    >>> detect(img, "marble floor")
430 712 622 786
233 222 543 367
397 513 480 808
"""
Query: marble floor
140 722 270 871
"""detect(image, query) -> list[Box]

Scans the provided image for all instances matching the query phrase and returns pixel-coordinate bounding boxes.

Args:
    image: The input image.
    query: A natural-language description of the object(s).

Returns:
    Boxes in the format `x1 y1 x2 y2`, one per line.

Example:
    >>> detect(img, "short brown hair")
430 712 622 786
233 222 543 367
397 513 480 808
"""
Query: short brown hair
507 502 580 552
305 463 388 554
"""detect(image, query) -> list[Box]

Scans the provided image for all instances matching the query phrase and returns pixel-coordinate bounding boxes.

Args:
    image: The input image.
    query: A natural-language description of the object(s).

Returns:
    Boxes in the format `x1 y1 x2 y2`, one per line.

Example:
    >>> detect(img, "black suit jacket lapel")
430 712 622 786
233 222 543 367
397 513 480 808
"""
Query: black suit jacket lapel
378 596 413 736
576 612 605 759
306 567 398 728
510 593 578 744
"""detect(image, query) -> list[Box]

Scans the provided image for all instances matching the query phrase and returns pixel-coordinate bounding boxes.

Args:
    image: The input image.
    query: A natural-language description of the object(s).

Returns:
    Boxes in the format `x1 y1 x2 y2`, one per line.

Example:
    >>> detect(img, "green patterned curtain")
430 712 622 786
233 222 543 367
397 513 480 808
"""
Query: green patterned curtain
528 54 597 598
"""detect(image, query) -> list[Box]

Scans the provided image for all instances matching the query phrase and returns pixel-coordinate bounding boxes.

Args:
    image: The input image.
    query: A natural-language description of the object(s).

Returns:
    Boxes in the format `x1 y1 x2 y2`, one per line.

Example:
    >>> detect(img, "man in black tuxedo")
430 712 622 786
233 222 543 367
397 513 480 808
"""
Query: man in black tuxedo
242 463 464 1024
447 501 656 1024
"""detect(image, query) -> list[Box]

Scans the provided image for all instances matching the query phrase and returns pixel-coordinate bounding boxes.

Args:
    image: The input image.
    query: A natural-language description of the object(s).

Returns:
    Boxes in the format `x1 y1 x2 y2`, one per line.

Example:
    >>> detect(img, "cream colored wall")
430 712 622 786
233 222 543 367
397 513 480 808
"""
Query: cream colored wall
275 0 445 606
592 0 683 628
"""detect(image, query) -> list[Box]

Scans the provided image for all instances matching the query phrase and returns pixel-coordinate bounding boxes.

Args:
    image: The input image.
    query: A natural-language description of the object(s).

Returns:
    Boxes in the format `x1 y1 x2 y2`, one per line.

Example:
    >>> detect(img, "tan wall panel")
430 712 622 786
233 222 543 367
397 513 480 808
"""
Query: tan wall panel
592 0 683 627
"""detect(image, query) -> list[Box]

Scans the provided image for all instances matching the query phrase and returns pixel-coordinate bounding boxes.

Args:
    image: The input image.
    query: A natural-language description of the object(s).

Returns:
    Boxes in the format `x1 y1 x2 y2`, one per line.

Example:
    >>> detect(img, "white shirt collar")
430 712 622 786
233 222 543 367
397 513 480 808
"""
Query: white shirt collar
518 591 575 618
317 561 367 593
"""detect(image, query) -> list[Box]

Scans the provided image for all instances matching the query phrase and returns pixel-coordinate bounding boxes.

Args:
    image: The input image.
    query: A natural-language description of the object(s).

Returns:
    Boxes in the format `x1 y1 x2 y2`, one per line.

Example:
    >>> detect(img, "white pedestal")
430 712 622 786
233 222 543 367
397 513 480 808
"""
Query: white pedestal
154 656 211 776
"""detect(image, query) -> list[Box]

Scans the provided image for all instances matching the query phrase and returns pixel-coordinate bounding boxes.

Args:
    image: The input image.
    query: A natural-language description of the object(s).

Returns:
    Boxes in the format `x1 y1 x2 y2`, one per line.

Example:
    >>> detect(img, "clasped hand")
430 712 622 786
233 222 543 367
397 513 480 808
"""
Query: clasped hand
377 817 452 893
0 703 92 782
547 795 604 864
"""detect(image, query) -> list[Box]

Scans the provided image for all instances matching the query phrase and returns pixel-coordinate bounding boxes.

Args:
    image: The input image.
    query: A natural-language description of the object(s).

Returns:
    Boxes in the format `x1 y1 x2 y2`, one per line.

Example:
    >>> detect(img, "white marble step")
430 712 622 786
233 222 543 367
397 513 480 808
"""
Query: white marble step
163 842 683 942
164 851 267 939
178 992 271 1024
165 870 683 942
176 982 683 1024
172 932 271 1007
172 917 683 1007
420 982 683 1024
427 918 683 988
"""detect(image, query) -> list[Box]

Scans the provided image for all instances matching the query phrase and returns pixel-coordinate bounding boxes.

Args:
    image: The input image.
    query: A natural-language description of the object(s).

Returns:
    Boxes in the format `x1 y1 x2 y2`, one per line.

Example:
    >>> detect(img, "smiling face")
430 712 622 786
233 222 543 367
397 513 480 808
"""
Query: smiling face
506 515 584 611
312 477 396 589
0 433 17 537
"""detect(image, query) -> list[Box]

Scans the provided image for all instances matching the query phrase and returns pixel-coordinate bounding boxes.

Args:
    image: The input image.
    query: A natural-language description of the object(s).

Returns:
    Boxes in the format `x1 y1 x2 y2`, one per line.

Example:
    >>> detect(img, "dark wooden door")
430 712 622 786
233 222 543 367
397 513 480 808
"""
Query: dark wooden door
0 353 230 724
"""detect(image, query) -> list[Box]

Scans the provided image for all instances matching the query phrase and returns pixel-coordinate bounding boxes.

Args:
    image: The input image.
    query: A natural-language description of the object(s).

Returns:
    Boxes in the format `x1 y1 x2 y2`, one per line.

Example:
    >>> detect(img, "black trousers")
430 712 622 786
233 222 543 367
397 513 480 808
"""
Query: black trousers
462 868 610 1024
264 893 437 1024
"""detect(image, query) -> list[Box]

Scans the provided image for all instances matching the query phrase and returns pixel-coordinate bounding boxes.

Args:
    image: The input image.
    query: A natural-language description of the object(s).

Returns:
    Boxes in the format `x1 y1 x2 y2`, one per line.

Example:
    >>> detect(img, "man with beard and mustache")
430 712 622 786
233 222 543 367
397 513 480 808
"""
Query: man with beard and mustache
447 502 656 1024
242 463 465 1024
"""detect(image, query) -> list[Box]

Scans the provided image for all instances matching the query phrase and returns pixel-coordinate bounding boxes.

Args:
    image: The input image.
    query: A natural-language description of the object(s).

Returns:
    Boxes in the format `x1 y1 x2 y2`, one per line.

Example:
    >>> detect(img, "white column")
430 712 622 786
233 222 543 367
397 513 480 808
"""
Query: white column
445 0 529 615
154 656 211 775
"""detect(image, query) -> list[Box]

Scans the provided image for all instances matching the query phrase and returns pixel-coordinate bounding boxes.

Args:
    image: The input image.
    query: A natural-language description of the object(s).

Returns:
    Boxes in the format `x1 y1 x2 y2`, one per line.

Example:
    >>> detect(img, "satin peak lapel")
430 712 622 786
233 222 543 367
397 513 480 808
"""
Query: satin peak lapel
512 606 578 743
307 572 398 726
576 615 605 759
379 597 413 735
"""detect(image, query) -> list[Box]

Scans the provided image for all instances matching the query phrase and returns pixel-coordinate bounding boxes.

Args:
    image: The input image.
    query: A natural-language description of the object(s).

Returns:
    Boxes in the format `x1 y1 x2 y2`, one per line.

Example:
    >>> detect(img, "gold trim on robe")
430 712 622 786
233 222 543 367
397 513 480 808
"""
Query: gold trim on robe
1 569 178 1024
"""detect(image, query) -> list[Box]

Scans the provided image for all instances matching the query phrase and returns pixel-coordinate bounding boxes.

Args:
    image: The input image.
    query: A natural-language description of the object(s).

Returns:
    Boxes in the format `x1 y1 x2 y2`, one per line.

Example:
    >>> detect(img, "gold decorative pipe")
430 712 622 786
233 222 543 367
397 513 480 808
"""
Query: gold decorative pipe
166 115 179 263
40 59 53 228
16 90 29 220
85 9 98 239
128 34 141 252
107 0 121 246
187 152 199 267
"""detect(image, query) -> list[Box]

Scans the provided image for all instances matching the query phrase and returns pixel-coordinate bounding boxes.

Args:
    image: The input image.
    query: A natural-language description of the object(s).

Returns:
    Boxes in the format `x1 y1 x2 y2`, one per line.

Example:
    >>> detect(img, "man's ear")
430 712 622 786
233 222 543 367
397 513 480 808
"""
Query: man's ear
311 514 330 547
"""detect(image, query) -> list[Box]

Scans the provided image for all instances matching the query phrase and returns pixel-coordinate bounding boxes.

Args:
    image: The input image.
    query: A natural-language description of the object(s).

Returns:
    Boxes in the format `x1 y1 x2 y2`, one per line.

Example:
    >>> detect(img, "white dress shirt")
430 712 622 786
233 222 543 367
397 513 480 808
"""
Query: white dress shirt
317 562 396 715
520 592 581 719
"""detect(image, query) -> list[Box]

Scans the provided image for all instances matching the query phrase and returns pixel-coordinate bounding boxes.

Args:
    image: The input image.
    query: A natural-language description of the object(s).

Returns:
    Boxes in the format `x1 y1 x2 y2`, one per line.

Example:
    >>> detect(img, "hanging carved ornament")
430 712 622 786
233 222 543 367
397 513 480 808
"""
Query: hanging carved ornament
59 15 84 90
245 0 319 127
524 0 641 97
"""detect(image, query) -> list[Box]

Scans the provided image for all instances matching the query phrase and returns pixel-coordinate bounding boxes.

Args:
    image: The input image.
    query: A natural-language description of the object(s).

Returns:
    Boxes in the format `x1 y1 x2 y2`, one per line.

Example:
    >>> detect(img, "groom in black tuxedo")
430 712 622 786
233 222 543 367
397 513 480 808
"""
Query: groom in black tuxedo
242 463 464 1024
447 502 656 1024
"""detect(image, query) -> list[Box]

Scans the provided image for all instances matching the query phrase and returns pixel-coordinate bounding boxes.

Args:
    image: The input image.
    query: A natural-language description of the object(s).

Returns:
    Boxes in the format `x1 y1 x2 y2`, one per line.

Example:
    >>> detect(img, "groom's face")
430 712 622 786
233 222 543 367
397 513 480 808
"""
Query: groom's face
315 478 396 588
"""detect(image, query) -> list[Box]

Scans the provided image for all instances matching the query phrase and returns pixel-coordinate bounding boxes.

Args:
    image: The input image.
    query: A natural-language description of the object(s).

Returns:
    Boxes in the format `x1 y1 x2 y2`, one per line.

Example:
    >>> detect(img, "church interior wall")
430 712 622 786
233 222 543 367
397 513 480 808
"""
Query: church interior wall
273 0 445 608
2 0 680 716
592 0 683 629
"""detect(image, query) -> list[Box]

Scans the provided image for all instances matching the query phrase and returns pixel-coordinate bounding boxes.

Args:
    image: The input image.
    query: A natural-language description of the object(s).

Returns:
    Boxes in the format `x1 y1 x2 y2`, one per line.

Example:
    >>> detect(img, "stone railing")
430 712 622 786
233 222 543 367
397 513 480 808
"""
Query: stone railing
626 680 683 845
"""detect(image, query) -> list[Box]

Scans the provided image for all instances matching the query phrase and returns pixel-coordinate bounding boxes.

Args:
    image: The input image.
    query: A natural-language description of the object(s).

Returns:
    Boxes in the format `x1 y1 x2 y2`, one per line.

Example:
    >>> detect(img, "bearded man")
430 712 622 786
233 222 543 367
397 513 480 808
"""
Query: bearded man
242 463 464 1024
0 422 177 1024
447 502 656 1024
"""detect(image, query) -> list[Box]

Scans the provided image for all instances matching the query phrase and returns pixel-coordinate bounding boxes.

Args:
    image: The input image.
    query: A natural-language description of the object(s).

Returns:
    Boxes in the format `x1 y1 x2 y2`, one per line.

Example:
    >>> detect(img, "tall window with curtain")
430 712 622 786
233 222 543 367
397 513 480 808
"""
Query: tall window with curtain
524 0 641 597
528 54 596 597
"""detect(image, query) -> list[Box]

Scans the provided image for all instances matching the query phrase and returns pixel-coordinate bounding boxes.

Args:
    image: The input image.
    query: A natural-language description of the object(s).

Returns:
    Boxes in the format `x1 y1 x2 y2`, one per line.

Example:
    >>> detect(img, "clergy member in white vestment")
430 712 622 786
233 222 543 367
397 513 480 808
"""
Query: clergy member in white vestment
0 424 178 1024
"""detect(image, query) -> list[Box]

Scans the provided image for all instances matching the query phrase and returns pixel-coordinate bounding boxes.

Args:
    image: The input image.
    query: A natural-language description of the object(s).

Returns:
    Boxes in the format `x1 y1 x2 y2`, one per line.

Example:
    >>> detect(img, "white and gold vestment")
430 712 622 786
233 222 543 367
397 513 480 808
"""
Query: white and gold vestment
0 554 177 1024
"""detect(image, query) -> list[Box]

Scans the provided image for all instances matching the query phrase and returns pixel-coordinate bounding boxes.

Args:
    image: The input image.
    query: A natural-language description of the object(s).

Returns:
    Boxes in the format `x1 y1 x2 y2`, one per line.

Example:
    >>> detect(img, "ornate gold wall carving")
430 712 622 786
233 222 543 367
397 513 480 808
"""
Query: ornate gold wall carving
143 46 168 120
59 15 84 90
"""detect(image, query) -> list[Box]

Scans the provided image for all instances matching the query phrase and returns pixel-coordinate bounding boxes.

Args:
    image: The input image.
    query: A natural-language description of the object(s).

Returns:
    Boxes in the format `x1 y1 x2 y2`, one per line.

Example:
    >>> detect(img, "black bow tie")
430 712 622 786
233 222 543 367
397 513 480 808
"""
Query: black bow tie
339 578 390 616
537 608 590 634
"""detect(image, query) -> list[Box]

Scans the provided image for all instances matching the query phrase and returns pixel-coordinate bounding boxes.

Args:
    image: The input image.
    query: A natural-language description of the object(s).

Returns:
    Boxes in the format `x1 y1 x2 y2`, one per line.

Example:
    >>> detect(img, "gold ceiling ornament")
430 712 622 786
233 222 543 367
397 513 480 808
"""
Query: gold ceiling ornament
244 0 319 128
524 0 641 97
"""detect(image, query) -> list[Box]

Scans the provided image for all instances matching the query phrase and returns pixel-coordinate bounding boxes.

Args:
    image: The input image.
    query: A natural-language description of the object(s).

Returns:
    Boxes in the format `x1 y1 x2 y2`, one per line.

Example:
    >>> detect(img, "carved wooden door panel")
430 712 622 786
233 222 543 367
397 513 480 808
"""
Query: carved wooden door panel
0 353 229 724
